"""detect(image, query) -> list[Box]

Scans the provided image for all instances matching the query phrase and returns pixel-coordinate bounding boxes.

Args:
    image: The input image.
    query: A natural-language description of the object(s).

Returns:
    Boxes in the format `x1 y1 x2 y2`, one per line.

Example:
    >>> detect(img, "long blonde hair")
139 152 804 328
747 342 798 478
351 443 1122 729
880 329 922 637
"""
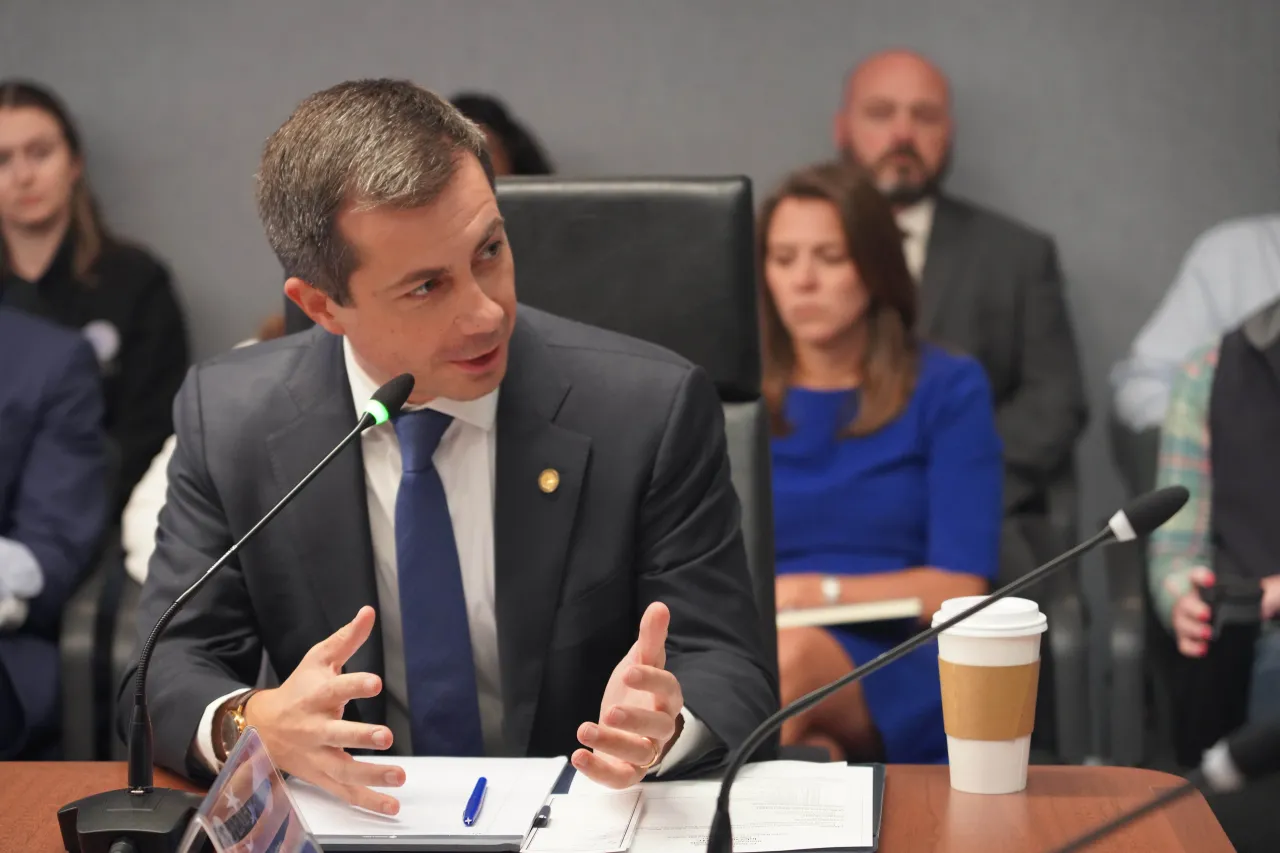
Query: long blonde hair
0 80 110 282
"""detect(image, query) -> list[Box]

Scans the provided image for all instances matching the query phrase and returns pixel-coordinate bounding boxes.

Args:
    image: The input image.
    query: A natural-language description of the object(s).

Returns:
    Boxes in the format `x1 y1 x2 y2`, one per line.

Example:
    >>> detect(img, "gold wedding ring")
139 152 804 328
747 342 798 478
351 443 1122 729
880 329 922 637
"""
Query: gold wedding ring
639 737 662 770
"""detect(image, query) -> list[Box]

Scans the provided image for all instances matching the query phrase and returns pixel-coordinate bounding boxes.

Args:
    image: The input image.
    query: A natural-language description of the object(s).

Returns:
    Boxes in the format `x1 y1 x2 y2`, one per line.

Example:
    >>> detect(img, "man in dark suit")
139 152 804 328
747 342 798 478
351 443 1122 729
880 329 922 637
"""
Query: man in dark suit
0 307 107 758
835 50 1088 580
122 80 774 815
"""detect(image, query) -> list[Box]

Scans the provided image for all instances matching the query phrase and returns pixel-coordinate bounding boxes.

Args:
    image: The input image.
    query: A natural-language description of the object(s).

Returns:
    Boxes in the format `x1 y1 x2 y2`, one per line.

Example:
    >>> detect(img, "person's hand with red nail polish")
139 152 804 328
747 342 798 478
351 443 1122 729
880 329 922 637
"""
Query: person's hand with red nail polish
1171 567 1215 658
244 606 404 814
572 601 684 789
1261 575 1280 622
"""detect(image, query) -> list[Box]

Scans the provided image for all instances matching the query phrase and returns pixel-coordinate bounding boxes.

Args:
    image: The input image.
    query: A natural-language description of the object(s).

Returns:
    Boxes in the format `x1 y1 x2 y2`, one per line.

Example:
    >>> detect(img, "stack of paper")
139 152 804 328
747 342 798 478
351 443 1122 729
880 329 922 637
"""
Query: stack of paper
776 598 922 629
523 790 644 853
569 761 876 853
288 755 567 851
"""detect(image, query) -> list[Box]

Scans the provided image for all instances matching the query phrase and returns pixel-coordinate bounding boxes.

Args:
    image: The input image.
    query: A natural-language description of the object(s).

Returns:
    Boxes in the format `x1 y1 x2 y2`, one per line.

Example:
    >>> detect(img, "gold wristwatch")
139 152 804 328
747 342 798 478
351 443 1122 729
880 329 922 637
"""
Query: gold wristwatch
215 689 260 763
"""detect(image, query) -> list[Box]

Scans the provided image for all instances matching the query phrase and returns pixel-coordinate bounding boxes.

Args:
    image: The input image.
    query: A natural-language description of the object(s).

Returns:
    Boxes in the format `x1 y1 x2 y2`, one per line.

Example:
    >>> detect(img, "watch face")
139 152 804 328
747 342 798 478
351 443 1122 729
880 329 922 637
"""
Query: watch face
822 576 841 603
220 710 242 756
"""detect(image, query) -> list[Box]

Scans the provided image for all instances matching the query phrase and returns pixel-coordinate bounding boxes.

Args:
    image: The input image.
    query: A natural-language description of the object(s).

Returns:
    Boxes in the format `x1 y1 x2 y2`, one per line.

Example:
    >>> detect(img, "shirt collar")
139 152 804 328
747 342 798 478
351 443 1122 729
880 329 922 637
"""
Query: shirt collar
342 336 498 432
895 196 937 241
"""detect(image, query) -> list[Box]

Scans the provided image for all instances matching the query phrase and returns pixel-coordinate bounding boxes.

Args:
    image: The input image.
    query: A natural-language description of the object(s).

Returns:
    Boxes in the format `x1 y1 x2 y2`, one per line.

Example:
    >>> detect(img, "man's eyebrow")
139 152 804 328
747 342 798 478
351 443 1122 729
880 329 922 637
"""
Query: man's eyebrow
387 217 506 291
473 216 505 253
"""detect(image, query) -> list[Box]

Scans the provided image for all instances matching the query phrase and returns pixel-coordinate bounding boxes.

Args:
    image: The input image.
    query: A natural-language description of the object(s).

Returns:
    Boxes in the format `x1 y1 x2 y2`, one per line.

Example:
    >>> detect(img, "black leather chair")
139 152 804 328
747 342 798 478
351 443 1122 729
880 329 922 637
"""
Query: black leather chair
1035 458 1093 764
59 438 127 760
487 177 775 671
1103 412 1166 767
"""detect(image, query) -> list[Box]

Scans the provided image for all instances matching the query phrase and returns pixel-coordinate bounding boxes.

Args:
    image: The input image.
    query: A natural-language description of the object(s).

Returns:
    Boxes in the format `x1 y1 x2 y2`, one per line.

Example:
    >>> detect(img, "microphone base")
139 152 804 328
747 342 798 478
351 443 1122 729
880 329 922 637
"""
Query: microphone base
57 787 202 853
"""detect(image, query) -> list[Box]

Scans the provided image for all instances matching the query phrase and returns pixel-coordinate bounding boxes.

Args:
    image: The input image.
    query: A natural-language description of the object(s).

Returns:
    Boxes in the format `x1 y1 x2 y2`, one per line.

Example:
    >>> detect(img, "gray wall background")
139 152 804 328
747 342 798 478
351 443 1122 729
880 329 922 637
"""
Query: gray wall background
4 0 1279 751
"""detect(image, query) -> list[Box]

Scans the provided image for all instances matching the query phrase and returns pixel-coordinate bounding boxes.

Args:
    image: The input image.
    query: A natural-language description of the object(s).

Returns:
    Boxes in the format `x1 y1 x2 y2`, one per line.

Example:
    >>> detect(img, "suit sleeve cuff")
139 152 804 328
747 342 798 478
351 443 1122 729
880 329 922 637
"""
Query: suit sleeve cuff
652 706 712 776
194 688 251 774
0 595 30 631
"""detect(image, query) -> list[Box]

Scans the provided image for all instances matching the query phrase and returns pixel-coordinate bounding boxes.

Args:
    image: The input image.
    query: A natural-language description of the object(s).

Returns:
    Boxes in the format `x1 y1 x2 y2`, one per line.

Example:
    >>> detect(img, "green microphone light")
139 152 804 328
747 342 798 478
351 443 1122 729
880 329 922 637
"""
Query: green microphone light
363 373 416 429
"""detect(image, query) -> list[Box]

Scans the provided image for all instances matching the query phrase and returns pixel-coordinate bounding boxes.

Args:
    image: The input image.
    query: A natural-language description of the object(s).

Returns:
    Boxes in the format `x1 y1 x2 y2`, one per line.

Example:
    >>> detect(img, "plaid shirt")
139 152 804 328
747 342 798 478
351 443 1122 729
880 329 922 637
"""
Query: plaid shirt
1147 342 1218 630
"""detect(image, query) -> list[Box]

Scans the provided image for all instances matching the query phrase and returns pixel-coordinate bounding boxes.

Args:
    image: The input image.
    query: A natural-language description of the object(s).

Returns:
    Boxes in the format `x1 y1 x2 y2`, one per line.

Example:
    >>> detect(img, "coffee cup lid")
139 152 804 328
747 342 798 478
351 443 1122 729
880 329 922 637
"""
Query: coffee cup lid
931 595 1047 638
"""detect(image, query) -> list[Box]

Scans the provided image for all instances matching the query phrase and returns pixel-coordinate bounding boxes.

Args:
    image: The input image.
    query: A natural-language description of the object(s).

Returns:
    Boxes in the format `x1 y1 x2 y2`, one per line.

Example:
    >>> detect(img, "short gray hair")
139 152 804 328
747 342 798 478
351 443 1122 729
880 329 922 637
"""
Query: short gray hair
255 79 491 303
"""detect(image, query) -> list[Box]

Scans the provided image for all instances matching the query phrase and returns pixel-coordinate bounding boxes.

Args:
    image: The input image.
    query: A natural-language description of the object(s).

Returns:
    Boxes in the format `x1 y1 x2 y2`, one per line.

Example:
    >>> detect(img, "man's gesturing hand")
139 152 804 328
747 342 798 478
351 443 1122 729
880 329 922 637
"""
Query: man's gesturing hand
573 601 685 788
244 606 405 814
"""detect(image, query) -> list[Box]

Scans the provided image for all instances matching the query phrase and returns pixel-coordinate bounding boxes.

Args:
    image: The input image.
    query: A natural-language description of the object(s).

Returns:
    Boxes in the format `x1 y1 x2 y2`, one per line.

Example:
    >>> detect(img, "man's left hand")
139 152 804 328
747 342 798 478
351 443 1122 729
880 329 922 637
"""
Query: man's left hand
573 602 684 788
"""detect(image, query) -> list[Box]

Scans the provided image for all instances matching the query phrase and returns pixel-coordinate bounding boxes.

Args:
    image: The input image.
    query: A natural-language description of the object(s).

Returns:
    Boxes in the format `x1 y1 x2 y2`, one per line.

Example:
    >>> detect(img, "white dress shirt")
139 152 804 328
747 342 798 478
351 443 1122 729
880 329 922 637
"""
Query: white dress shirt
1111 213 1280 430
196 337 706 772
895 197 937 283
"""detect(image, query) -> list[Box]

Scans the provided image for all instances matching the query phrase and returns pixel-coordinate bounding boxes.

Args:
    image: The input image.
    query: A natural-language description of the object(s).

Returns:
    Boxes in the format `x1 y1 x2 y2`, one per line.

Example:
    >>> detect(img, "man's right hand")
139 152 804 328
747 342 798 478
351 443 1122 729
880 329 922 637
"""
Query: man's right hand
244 605 405 814
1171 567 1215 658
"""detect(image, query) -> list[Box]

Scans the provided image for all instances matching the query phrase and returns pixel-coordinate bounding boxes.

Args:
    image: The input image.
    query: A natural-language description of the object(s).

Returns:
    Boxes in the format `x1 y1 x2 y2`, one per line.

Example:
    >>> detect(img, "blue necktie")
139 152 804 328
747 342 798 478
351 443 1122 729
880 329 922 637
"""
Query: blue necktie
393 409 484 756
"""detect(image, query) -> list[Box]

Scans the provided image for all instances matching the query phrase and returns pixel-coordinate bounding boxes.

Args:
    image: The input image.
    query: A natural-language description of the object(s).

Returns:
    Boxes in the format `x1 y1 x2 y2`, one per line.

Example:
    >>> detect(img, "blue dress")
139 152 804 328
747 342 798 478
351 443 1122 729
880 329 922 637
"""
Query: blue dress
771 344 1003 763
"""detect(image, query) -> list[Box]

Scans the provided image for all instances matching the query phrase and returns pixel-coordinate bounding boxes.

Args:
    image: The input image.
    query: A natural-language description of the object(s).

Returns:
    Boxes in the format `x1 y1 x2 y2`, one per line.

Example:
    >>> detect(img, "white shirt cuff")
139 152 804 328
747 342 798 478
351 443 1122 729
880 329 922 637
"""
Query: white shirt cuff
0 594 29 631
195 688 252 774
652 706 713 776
0 536 43 600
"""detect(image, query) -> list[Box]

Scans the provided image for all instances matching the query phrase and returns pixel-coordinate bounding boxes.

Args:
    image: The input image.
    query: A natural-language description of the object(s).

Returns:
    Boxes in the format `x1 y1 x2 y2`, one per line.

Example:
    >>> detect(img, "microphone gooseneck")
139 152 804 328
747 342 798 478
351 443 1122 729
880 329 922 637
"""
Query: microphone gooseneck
707 486 1190 853
61 373 414 853
1047 774 1202 853
1048 718 1280 852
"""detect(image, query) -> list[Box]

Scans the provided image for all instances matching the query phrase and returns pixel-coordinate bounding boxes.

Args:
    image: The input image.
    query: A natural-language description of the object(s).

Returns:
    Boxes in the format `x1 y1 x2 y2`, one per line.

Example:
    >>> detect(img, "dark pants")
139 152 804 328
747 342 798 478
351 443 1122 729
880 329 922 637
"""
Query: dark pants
1248 626 1280 725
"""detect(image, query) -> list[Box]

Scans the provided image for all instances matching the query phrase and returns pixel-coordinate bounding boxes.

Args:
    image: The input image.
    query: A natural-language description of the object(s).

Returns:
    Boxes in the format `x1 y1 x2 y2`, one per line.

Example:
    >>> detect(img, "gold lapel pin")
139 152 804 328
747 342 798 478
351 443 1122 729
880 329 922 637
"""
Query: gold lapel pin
538 468 560 494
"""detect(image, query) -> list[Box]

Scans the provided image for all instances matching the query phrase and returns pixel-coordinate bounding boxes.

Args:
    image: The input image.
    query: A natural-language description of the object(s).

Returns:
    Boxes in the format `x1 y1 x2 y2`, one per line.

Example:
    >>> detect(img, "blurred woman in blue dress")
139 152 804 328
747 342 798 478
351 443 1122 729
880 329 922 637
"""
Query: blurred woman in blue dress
762 162 1003 763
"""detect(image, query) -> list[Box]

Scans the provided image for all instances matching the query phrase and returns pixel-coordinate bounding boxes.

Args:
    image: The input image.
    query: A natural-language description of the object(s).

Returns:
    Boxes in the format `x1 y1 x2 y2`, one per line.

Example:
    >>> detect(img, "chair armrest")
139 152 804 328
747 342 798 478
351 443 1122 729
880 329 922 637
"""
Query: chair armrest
108 574 143 760
59 551 109 760
58 528 124 760
1105 536 1148 765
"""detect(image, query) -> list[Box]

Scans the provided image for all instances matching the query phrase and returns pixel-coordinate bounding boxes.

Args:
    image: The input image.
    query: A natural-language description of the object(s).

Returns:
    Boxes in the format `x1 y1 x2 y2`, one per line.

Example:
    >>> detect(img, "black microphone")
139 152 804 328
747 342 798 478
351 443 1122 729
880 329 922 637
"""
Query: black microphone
705 485 1190 853
57 373 415 853
1047 717 1280 852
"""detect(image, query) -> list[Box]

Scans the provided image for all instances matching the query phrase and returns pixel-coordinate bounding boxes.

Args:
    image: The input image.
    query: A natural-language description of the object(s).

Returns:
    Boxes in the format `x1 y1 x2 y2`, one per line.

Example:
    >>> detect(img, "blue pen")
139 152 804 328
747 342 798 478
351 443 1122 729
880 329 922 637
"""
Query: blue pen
463 776 488 827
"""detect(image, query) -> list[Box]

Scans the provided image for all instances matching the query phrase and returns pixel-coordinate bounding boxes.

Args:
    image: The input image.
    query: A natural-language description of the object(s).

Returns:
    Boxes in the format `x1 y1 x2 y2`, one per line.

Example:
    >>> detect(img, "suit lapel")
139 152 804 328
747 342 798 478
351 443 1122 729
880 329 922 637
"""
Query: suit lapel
918 195 974 336
265 329 384 725
493 316 591 755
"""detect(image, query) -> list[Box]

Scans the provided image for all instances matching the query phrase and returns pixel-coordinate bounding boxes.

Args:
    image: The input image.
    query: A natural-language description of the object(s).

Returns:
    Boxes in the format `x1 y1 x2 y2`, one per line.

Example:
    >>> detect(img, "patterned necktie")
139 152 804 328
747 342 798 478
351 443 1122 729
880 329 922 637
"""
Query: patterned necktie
392 408 484 756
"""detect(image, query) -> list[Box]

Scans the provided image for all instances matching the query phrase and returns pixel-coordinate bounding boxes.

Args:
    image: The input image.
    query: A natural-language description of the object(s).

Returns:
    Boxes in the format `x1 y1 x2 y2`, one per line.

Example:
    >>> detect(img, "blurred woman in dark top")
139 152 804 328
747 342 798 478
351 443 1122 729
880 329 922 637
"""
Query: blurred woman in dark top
450 92 554 176
0 80 188 511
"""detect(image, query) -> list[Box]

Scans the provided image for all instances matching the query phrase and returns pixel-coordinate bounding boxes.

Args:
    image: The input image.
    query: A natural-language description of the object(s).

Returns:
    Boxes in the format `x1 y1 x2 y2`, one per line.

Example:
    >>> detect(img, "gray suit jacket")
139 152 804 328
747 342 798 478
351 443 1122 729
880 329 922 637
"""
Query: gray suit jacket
121 307 776 781
921 195 1088 515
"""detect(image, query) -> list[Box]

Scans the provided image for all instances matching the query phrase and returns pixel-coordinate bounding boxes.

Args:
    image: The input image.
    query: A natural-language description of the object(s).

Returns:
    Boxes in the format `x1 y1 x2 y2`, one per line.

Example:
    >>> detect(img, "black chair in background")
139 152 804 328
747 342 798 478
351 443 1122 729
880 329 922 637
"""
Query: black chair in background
1022 457 1092 765
1104 412 1170 767
486 175 777 674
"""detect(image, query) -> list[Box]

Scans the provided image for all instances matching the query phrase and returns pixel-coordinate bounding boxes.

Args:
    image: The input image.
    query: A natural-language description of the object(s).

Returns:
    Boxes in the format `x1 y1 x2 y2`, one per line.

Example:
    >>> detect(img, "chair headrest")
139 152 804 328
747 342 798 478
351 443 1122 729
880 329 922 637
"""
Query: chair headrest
497 176 760 401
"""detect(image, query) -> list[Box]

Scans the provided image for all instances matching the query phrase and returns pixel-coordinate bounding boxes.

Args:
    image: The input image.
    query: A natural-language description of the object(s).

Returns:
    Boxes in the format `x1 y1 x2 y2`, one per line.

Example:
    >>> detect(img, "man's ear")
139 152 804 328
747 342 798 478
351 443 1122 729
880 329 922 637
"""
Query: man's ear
284 277 345 336
832 110 847 152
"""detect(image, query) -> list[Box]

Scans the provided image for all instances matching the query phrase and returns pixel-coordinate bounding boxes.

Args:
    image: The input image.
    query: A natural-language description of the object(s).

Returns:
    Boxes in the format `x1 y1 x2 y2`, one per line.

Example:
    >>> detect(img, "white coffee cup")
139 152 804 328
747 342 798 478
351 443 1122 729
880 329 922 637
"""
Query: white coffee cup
932 596 1047 795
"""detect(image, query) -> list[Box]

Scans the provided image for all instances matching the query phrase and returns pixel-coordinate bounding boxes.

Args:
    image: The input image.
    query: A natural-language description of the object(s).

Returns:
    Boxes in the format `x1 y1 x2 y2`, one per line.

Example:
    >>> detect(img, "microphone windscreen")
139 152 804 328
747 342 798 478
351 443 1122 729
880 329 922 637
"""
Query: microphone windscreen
1116 485 1189 538
365 373 416 425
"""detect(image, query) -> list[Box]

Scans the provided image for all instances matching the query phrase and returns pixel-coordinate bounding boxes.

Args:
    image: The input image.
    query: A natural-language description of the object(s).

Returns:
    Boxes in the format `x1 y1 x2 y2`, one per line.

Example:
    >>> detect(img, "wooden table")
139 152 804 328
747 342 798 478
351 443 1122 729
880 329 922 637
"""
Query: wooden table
4 763 1234 852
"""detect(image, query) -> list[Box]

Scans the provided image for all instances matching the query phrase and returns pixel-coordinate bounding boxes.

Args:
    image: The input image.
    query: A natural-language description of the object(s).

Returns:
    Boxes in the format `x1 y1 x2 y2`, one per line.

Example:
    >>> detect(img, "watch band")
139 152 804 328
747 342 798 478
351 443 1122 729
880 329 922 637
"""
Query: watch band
821 575 842 605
